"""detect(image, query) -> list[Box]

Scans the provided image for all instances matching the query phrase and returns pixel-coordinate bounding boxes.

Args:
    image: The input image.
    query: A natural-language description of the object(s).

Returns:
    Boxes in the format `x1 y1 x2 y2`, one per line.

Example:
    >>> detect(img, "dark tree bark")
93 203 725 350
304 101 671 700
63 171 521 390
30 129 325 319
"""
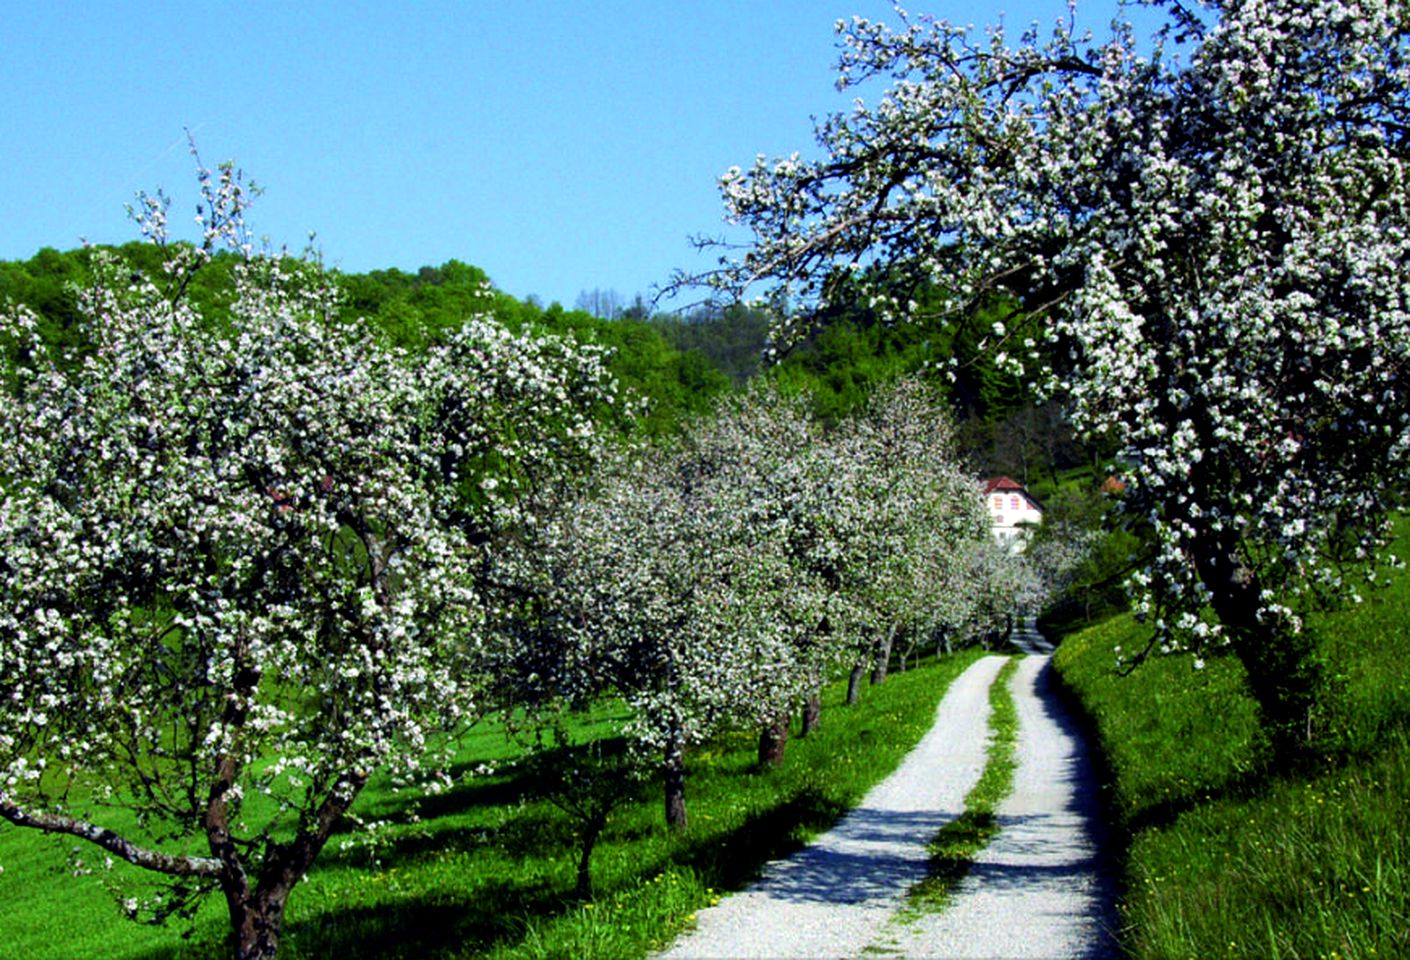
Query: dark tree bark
202 637 370 960
576 812 608 901
1192 531 1324 761
895 634 919 672
212 769 367 960
757 713 789 768
222 884 287 960
846 660 867 705
871 625 897 685
800 688 822 736
663 730 688 829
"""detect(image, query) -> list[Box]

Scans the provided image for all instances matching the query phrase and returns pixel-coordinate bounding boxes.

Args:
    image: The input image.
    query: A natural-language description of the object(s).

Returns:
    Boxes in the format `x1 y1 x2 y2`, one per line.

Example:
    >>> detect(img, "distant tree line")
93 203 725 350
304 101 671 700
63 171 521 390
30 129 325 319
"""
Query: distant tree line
1 248 732 439
4 244 1102 490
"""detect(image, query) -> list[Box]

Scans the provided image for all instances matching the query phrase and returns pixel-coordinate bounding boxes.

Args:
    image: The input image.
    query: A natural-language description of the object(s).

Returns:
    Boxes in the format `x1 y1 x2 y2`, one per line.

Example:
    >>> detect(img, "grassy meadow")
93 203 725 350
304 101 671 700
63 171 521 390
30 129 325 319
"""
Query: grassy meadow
0 649 985 959
1052 530 1410 959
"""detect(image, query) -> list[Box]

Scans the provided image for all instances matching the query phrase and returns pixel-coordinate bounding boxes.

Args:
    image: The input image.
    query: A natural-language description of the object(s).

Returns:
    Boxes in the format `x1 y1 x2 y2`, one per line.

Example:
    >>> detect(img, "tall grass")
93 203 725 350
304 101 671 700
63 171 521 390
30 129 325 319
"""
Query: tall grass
1053 527 1410 959
0 649 985 960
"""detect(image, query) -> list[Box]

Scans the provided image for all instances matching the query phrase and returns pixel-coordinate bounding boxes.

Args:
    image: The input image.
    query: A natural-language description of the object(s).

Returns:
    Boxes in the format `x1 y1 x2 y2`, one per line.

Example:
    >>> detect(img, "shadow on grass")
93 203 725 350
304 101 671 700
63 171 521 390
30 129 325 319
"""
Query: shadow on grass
132 786 857 960
1117 714 1410 839
1046 652 1283 856
323 742 643 870
339 758 541 827
318 808 578 871
673 787 851 891
133 876 576 960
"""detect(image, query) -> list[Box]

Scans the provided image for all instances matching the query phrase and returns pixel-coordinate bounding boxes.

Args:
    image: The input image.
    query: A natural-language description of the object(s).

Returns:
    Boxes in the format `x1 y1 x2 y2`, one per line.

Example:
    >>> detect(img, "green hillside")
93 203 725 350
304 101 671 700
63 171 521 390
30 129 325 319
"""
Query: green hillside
1052 528 1410 959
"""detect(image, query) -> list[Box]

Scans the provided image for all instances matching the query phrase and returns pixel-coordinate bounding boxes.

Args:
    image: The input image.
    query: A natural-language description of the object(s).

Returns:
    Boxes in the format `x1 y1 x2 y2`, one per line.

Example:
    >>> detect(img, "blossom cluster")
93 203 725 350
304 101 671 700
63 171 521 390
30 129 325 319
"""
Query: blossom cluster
693 0 1410 663
0 152 620 940
497 378 1010 822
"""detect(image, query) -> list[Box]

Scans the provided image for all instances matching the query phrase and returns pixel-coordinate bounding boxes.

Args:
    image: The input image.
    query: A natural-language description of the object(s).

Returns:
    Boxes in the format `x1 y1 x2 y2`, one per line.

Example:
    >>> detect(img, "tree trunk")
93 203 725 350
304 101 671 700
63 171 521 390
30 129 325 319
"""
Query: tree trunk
208 748 367 960
896 635 918 672
576 813 606 901
871 625 897 686
757 713 789 768
223 884 291 960
219 790 364 960
1234 625 1322 761
800 687 822 736
1193 531 1323 762
205 666 292 960
663 733 688 829
846 661 866 705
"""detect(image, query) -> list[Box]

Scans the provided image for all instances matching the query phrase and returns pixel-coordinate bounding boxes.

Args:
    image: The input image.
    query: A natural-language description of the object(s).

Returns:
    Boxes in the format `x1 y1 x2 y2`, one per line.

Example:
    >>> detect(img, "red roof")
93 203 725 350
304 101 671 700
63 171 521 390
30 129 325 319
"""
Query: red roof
982 476 1026 495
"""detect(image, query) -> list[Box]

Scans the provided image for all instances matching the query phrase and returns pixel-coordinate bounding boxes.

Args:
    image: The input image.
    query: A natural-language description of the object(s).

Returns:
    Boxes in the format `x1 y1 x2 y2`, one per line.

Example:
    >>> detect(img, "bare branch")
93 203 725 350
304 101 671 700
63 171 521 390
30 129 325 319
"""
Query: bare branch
0 793 223 878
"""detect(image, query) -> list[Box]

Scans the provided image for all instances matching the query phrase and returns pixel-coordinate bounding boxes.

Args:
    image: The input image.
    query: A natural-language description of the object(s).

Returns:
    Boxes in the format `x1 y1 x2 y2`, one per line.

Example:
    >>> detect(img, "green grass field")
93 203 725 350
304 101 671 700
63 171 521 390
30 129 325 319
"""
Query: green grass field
1053 532 1410 959
0 649 984 959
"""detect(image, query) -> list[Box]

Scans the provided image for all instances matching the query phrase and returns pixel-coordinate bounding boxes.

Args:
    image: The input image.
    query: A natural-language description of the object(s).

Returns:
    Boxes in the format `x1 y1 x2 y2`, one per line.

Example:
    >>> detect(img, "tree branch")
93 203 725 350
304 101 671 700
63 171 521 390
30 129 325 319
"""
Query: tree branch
0 793 223 878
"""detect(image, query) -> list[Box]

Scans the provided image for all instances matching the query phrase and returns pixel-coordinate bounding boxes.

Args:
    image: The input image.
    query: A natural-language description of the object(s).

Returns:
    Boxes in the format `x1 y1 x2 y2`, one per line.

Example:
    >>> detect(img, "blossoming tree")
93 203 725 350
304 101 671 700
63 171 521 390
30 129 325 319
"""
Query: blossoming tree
0 159 618 959
514 387 827 826
686 0 1410 754
834 379 993 689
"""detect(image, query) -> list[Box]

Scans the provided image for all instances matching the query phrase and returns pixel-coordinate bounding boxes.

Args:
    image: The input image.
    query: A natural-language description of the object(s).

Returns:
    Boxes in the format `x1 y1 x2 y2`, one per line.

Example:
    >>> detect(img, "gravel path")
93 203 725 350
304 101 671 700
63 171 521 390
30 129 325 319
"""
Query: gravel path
655 623 1119 959
873 651 1120 959
1010 617 1055 655
655 654 1009 960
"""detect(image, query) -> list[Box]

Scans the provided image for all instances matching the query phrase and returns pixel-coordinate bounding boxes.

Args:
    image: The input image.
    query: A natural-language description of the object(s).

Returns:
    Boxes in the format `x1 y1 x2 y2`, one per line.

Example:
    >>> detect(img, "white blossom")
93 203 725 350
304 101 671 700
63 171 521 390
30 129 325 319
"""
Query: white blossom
0 149 620 953
683 1 1410 724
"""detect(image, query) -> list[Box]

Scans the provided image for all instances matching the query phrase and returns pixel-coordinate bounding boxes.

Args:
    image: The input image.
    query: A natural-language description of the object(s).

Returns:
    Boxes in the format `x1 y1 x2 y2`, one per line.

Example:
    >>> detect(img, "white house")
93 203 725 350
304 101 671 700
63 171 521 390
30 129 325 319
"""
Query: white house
983 476 1042 550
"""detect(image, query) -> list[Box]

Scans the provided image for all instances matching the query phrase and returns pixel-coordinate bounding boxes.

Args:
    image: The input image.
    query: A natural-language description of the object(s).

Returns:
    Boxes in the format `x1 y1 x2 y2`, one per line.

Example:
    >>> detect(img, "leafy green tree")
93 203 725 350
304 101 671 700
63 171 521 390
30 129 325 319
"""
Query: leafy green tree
334 259 496 350
650 303 771 386
4 248 731 440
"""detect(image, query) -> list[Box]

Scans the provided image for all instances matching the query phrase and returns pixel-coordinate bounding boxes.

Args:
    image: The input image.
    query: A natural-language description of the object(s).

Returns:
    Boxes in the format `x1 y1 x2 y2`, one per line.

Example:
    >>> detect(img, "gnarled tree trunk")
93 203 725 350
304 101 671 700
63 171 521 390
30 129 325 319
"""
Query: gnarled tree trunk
575 810 608 901
663 727 688 829
871 624 897 685
757 712 789 768
846 660 866 705
1193 531 1324 762
800 687 822 736
222 882 290 960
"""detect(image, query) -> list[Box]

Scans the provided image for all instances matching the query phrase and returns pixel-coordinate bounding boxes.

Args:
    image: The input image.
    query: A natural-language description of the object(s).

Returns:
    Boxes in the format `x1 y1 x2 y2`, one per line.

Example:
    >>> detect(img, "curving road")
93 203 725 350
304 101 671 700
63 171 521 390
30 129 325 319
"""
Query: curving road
655 630 1118 959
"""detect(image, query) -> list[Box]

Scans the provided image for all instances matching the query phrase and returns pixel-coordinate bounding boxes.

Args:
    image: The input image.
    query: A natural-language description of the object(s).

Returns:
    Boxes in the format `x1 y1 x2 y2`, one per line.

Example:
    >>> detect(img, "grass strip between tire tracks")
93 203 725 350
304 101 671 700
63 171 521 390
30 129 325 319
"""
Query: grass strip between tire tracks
903 655 1019 916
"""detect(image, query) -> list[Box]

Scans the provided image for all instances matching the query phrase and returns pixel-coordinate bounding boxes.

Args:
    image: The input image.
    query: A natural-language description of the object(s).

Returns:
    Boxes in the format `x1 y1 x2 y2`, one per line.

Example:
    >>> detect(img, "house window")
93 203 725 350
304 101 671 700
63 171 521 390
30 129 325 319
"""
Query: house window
993 496 1003 510
1010 495 1020 510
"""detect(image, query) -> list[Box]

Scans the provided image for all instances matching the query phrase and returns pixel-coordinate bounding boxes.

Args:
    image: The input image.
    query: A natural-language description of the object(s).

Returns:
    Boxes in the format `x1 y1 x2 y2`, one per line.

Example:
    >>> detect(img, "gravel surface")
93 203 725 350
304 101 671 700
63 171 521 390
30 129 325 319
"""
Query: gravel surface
655 654 1009 960
655 623 1119 959
1010 618 1055 655
875 650 1120 959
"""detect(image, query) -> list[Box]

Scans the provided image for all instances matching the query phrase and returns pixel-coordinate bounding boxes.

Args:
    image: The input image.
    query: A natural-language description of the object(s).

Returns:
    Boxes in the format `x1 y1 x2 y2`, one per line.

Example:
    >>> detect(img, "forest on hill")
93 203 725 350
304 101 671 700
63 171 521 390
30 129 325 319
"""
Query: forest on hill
0 242 1095 487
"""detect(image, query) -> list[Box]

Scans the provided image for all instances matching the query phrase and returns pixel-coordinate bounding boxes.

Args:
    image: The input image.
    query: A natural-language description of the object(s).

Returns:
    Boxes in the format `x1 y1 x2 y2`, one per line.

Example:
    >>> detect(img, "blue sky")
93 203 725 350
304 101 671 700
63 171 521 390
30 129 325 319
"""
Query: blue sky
2 1 1158 310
